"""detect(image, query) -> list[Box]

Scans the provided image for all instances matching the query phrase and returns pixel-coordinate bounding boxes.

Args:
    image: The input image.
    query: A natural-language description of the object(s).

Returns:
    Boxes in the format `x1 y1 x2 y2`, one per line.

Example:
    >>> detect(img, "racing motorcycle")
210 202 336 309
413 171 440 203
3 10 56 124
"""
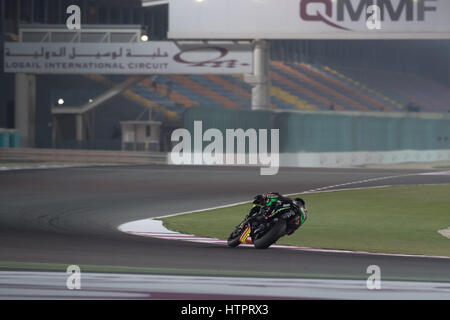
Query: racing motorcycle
227 193 307 249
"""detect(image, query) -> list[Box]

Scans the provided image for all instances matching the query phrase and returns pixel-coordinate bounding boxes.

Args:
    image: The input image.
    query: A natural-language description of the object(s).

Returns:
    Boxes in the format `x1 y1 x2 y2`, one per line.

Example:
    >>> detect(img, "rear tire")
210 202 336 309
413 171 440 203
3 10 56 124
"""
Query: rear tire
253 220 286 249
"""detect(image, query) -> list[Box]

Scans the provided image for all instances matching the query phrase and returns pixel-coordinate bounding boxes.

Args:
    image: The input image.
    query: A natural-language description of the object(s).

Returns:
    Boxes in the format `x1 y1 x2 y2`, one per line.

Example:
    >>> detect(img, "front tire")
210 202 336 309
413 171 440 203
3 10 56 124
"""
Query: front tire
227 227 244 247
253 220 286 249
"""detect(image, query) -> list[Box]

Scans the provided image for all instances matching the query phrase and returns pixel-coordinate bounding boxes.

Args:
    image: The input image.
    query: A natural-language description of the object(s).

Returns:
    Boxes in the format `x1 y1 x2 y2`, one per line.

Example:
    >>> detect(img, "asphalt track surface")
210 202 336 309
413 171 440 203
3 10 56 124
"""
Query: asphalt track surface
1 165 450 286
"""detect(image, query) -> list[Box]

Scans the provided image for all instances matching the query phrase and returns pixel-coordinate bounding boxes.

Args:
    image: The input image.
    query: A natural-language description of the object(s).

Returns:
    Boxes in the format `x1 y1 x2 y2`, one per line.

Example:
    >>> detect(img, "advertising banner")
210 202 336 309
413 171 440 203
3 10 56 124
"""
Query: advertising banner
169 0 450 39
4 42 253 74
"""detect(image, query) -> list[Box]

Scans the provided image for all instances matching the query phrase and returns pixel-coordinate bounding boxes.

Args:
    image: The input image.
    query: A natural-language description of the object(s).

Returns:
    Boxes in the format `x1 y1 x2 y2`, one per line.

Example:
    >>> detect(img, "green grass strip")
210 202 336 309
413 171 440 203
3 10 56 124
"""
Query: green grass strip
160 185 450 257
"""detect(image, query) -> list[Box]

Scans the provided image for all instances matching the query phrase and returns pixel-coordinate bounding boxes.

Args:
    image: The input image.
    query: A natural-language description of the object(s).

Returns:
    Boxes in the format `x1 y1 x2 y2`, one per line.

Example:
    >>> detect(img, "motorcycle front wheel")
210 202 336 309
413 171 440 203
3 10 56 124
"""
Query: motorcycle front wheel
227 226 244 247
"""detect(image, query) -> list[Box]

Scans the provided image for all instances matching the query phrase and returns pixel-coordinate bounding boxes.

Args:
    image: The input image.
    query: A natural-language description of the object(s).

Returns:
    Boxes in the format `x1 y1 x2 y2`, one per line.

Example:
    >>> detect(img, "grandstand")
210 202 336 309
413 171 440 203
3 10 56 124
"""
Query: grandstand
81 61 450 115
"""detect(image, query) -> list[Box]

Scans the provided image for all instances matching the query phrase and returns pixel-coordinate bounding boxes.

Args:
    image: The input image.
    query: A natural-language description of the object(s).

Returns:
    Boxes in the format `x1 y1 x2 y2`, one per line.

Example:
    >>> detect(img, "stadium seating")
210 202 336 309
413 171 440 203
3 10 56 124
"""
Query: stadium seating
84 62 450 115
332 67 450 113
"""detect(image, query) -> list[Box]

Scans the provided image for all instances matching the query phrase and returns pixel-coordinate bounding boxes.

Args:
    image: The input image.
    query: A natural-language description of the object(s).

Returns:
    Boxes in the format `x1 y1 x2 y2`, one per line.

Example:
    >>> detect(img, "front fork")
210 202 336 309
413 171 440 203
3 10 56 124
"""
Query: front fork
239 225 253 244
240 204 265 244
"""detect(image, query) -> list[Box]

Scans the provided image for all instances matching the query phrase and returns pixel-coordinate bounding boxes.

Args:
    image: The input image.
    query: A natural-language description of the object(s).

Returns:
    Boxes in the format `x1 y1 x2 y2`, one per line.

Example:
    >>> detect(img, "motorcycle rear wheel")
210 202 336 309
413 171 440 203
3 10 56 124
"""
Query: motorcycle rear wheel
253 220 286 249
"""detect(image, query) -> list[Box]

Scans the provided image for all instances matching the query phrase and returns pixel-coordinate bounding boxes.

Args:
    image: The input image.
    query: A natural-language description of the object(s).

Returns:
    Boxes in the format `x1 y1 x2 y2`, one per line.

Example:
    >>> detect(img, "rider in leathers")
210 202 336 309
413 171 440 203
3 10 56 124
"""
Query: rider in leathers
247 192 306 239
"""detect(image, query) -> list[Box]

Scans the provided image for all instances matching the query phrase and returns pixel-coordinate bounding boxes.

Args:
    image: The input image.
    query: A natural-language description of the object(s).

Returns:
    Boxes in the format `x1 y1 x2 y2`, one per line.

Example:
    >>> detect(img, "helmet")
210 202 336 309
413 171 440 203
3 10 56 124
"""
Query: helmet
262 192 281 206
294 197 305 206
253 192 280 206
263 192 280 199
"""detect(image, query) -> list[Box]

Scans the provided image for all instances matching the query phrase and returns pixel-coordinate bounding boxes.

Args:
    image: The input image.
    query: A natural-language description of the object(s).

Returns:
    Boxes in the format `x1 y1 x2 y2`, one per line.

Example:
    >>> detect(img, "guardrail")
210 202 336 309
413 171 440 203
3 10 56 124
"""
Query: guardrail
0 148 168 165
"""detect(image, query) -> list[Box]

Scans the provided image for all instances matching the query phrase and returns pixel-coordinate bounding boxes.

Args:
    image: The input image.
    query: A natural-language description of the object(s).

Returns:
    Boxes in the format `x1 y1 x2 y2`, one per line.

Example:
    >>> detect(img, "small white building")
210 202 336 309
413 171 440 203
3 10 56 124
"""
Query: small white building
120 120 161 151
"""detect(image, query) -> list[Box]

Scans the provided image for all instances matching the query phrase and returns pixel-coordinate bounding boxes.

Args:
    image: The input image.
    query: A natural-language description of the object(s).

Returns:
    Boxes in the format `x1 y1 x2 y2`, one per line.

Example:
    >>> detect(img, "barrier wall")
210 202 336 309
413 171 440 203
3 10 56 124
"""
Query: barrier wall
183 107 450 153
183 107 276 151
279 150 450 168
0 148 167 164
184 107 274 137
180 107 450 167
2 109 448 168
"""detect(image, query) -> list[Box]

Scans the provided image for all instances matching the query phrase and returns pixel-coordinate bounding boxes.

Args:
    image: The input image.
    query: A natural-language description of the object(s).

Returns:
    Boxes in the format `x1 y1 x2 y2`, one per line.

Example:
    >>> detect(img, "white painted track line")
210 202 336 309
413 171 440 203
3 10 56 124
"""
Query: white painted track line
1 271 450 300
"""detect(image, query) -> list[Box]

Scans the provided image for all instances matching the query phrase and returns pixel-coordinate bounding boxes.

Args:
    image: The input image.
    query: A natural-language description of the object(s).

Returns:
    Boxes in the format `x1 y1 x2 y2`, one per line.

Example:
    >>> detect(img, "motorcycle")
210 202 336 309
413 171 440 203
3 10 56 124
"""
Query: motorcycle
227 195 307 249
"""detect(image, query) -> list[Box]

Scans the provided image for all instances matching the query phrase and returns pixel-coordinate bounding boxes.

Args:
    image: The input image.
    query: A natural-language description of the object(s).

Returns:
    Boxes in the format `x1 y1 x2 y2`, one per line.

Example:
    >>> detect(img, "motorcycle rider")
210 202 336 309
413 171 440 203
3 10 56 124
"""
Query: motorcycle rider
248 192 307 236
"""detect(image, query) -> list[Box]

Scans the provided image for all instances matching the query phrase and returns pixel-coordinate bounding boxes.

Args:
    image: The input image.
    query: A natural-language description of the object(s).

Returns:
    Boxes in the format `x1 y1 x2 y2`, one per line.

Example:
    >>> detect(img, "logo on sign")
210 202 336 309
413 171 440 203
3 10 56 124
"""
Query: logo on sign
300 0 350 30
300 0 437 31
173 46 250 69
